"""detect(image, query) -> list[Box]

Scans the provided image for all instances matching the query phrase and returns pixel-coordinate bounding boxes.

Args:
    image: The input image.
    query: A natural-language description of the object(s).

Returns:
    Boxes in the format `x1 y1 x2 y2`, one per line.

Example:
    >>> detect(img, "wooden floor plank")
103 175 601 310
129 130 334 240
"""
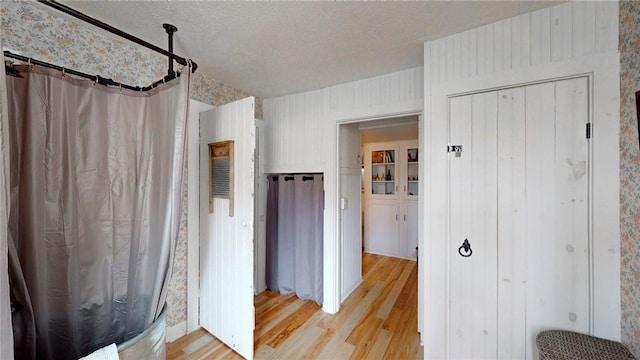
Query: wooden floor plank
377 260 416 319
364 328 393 360
261 299 321 348
166 253 423 360
255 296 305 340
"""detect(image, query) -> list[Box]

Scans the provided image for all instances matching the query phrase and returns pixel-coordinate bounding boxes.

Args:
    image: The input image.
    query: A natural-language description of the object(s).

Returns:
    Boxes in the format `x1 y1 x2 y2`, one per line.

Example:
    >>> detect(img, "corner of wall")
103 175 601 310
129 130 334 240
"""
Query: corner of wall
618 0 640 356
165 321 187 343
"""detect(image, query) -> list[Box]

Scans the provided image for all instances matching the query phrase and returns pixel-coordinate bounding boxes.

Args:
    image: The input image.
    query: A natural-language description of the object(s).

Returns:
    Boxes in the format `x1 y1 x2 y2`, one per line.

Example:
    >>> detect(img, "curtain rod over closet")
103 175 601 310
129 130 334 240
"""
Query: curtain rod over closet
40 0 198 73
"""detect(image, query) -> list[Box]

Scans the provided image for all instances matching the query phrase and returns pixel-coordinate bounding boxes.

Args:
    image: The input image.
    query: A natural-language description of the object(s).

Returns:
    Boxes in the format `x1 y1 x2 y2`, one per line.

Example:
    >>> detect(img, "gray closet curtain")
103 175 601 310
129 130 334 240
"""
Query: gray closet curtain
266 174 323 304
5 63 190 359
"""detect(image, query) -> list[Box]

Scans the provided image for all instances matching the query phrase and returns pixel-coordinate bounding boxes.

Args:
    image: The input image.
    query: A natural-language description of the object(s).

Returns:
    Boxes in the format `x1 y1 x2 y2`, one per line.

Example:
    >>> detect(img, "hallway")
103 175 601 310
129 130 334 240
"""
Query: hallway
167 253 422 359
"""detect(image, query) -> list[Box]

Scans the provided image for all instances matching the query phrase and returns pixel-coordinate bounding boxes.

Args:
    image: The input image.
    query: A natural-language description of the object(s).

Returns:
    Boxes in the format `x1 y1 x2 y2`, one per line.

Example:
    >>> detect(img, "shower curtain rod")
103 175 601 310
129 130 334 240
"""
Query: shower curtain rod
5 1 198 90
39 0 198 73
5 51 171 92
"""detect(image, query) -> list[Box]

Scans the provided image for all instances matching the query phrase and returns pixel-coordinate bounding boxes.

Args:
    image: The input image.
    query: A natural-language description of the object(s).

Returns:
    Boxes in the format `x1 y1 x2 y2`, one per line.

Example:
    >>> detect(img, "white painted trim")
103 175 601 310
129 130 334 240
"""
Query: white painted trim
187 99 214 334
166 321 187 343
254 118 268 296
329 99 423 123
340 278 362 303
335 109 423 314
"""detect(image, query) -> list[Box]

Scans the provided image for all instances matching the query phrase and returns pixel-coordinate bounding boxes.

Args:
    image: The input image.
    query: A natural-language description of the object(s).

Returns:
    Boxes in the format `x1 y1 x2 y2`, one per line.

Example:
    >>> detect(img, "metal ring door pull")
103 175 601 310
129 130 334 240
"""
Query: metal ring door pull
458 239 472 257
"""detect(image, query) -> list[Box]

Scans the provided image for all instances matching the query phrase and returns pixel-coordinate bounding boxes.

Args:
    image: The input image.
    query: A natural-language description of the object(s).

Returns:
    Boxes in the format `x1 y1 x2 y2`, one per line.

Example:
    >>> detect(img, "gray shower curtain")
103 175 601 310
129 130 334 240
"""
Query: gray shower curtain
0 38 15 359
5 63 190 359
266 174 323 304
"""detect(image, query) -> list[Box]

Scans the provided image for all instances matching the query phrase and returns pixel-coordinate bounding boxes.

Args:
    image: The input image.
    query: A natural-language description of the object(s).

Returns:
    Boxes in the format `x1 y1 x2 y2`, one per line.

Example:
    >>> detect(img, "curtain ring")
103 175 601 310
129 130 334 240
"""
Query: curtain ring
61 68 65 77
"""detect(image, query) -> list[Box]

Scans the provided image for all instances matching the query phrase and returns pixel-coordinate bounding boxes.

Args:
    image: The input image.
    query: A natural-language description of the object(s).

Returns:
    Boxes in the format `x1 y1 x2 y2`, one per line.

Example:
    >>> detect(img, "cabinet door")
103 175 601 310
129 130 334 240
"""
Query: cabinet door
364 200 398 257
402 202 419 260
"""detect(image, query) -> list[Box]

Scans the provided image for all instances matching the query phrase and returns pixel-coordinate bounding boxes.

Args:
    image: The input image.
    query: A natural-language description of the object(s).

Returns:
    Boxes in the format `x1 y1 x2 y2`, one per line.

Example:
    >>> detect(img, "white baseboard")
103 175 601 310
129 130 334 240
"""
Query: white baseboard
341 277 363 303
166 320 187 343
254 284 267 295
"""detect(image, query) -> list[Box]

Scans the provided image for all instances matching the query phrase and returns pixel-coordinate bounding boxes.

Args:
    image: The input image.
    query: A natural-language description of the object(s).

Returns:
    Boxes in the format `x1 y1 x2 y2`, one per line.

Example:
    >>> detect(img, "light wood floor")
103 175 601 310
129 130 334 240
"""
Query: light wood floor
167 253 423 359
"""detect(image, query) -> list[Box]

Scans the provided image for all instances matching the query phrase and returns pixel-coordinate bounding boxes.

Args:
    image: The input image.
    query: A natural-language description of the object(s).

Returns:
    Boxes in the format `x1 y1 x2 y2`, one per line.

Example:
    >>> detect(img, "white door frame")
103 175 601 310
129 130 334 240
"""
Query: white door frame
186 100 214 335
336 110 424 336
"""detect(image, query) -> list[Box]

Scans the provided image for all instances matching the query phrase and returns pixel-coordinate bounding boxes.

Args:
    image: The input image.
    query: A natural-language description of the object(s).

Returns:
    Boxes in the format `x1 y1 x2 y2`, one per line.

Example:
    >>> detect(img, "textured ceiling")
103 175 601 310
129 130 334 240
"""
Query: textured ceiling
61 1 561 98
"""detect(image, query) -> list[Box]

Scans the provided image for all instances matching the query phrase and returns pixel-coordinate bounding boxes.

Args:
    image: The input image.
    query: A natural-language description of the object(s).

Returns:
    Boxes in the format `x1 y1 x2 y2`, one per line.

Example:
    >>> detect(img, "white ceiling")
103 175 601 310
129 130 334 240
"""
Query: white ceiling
361 123 419 145
61 1 561 99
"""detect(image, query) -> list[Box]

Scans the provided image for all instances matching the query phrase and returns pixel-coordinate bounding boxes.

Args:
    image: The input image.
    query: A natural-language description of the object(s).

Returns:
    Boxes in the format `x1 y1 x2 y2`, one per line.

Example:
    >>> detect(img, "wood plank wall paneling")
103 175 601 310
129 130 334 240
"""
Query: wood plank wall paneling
264 67 423 174
340 174 362 300
263 89 330 172
424 1 619 359
339 123 363 300
426 2 618 85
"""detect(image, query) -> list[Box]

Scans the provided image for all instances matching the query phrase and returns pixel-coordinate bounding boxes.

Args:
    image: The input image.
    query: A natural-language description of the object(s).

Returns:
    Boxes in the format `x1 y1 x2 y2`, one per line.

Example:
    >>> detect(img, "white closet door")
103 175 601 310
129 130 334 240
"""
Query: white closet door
199 97 255 360
523 78 590 359
448 77 589 360
449 91 499 359
496 87 527 359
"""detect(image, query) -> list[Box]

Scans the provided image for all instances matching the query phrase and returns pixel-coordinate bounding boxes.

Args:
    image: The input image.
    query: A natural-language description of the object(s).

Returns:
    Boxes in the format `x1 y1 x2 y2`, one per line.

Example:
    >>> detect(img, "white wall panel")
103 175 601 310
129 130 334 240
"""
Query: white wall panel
329 67 423 120
264 89 331 173
595 1 618 54
427 2 618 85
339 123 362 301
340 174 362 301
186 100 214 335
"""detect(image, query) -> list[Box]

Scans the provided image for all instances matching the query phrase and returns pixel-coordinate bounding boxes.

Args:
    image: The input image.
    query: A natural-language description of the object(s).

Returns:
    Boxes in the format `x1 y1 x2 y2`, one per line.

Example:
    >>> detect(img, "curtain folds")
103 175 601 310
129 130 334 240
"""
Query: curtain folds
0 39 16 359
6 63 190 359
266 174 323 304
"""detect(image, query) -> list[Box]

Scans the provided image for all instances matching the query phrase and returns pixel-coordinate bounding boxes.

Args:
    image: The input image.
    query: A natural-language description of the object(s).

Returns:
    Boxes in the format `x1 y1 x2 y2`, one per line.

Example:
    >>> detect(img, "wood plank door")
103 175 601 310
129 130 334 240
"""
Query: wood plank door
199 97 255 360
522 78 590 359
448 91 499 359
448 77 590 360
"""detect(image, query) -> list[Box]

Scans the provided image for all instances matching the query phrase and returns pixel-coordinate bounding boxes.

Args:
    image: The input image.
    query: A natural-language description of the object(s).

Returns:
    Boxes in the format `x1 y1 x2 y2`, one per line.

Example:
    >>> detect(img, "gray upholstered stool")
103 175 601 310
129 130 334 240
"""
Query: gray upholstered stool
536 330 635 360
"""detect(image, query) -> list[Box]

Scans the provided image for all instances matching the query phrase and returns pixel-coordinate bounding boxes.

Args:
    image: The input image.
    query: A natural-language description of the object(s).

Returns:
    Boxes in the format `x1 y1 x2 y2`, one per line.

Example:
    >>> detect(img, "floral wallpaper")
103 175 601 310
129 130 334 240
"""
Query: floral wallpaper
1 0 261 329
620 1 640 356
0 1 166 86
192 73 264 120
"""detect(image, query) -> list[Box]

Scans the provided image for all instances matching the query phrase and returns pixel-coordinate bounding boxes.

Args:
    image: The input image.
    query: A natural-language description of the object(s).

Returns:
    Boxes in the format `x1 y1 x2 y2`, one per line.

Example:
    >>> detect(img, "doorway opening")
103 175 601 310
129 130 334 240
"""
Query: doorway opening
337 113 422 340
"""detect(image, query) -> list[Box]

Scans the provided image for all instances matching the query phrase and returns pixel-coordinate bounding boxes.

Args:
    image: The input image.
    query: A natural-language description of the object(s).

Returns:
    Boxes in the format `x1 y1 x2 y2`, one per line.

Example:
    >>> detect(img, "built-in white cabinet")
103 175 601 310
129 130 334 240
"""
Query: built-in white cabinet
402 202 418 259
364 140 418 260
365 200 400 256
370 148 396 196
